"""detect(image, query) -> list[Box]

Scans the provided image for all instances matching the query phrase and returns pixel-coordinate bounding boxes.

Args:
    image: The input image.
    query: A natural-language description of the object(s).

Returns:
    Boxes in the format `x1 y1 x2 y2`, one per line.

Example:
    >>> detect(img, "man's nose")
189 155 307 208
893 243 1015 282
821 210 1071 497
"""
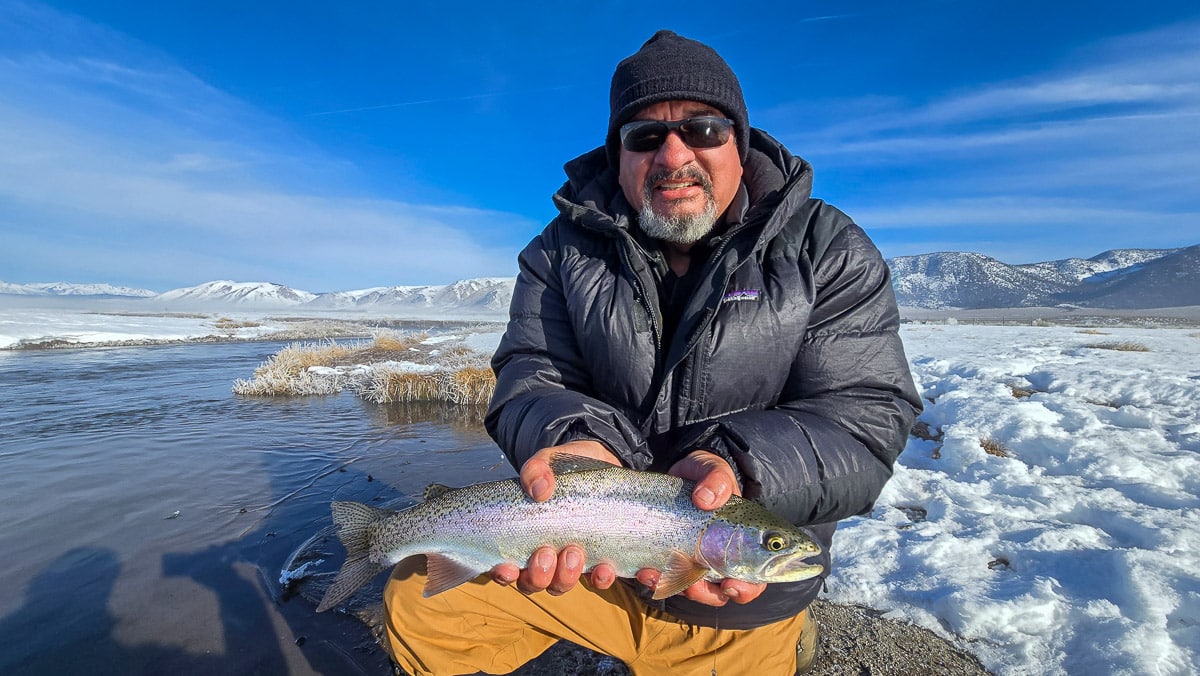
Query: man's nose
653 130 697 169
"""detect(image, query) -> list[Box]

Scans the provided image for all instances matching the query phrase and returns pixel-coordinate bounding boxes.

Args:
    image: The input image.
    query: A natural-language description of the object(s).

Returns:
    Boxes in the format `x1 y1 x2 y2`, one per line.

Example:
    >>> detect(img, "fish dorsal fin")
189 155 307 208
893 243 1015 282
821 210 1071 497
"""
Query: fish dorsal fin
652 550 710 600
547 453 619 475
422 483 455 500
422 553 489 598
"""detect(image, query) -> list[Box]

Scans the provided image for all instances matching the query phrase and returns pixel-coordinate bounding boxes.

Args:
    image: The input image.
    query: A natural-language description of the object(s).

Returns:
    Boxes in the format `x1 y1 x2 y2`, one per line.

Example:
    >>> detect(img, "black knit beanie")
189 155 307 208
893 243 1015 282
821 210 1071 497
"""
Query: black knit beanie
607 30 749 168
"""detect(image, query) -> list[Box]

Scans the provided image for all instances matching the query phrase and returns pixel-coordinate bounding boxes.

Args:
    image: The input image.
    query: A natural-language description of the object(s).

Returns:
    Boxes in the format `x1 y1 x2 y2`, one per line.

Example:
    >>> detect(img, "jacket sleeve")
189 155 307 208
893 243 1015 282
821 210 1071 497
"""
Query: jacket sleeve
678 223 922 525
485 224 653 472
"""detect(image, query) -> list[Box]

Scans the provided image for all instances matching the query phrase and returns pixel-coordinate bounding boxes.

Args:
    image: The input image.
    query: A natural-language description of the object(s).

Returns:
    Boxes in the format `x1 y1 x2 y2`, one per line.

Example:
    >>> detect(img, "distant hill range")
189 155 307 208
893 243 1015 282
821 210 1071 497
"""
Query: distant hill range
0 278 519 317
2 245 1196 312
888 245 1199 309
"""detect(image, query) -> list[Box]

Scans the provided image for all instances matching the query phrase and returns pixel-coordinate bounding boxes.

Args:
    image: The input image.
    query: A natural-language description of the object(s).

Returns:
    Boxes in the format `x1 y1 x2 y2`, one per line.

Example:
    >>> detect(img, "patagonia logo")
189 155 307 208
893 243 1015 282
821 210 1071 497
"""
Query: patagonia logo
722 289 760 303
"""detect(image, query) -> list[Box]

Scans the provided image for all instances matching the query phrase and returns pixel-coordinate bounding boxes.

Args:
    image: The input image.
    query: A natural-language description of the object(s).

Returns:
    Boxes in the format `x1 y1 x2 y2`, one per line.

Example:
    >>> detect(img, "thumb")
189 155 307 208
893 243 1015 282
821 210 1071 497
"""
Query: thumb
520 455 556 502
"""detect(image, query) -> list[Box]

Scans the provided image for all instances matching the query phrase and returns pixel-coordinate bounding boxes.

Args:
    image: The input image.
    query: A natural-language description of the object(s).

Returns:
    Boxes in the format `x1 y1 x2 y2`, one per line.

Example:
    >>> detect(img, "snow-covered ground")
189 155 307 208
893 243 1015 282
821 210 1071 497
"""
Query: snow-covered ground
3 307 1197 675
835 324 1200 675
0 307 288 348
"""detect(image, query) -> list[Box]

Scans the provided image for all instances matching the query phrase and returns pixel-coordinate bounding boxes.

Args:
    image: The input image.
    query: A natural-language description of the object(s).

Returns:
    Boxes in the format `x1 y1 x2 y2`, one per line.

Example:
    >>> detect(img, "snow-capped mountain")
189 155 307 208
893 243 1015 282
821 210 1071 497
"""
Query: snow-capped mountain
0 281 157 297
304 278 514 313
144 278 517 316
4 245 1194 313
153 281 318 308
889 246 1198 309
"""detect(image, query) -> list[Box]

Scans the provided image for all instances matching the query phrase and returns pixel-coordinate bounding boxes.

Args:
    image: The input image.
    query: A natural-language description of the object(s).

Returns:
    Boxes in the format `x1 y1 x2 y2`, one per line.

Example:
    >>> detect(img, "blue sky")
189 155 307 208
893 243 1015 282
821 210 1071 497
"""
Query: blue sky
1 1 1198 292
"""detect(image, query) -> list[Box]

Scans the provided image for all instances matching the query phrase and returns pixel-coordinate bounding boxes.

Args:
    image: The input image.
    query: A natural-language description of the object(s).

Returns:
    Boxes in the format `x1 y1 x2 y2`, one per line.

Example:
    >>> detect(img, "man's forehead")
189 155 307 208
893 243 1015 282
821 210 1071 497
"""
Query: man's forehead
631 100 723 121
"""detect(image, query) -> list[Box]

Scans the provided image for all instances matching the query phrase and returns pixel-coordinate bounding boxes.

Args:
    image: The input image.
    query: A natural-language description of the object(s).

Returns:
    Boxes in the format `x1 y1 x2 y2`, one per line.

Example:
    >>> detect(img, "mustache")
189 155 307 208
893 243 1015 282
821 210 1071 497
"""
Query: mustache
643 166 714 196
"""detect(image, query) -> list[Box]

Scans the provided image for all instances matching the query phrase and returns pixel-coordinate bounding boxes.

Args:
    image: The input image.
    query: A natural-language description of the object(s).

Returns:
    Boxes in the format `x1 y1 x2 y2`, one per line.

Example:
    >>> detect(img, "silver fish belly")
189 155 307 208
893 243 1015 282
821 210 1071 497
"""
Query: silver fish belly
316 456 822 612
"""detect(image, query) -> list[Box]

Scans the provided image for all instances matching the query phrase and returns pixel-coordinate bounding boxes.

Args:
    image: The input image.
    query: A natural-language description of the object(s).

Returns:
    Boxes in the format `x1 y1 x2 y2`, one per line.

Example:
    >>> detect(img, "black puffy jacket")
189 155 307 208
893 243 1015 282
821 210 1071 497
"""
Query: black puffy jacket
486 129 922 628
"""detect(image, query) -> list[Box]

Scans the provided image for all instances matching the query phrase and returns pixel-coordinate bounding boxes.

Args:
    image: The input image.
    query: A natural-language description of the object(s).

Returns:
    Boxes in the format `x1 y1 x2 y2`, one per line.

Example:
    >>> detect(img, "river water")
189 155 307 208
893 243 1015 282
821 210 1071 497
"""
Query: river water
0 341 513 675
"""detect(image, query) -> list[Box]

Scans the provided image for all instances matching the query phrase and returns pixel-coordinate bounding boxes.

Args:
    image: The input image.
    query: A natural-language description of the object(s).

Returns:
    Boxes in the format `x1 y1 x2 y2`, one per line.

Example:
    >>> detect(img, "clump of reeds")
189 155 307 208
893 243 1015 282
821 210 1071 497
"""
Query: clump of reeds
361 366 495 405
232 332 496 404
214 317 262 330
232 339 360 396
1084 341 1150 352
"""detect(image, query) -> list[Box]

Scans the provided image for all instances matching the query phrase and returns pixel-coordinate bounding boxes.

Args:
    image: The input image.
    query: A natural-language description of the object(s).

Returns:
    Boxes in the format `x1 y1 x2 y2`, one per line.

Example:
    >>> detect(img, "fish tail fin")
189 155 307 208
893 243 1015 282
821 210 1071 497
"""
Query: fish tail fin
316 501 391 612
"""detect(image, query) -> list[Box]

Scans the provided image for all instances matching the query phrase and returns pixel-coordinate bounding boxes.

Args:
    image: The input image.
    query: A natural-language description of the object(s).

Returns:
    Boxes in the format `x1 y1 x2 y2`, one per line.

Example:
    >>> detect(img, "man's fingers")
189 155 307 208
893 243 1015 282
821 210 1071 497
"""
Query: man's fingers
669 450 739 511
589 562 617 589
682 579 728 606
517 546 557 593
491 562 519 586
720 579 766 604
519 455 556 502
520 441 620 503
548 545 585 595
691 473 733 511
635 568 660 592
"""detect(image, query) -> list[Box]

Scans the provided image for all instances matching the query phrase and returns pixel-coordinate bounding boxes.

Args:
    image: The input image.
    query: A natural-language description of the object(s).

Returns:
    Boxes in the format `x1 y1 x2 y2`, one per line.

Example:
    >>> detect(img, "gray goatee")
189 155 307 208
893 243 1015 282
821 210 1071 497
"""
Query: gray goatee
638 167 718 245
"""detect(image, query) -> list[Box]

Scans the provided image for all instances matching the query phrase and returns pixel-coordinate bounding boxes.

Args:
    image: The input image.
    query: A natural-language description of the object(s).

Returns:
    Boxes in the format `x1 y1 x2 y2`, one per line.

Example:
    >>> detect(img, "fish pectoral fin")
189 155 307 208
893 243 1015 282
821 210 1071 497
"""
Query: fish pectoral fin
547 453 620 475
422 553 489 597
652 550 710 600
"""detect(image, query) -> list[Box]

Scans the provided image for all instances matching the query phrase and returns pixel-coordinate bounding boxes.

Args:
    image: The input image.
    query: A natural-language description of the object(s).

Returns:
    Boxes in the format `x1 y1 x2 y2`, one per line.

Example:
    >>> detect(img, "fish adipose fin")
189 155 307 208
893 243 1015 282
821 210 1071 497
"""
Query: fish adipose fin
423 553 491 597
422 483 455 500
316 501 390 612
652 550 710 600
547 453 620 475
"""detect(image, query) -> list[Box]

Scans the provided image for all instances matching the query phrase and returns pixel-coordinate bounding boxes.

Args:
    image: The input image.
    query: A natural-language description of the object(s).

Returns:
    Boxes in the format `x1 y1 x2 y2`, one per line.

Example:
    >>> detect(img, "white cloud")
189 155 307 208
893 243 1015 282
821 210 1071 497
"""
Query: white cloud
771 19 1200 258
0 3 530 291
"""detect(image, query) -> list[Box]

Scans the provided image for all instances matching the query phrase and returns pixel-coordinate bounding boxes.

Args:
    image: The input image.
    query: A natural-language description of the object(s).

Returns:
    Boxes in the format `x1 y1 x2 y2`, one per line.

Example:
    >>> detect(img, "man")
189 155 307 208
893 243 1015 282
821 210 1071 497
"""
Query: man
383 30 921 675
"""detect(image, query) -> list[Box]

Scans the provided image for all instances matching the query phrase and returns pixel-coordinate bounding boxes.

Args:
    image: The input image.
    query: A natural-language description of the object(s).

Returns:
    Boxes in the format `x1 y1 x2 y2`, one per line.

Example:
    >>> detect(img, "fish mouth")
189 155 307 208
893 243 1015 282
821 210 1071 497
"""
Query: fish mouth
764 554 824 581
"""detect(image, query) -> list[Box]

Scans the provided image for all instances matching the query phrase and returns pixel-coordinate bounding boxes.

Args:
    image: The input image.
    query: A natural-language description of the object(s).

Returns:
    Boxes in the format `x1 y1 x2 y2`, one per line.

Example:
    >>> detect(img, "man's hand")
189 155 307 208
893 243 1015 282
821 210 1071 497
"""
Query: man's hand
490 440 622 595
635 450 767 606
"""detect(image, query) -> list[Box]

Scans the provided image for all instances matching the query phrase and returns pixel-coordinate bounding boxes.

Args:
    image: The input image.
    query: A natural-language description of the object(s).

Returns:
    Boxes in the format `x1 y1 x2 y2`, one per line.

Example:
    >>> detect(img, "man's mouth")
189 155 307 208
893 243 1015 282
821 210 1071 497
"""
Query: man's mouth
655 180 698 191
648 168 711 201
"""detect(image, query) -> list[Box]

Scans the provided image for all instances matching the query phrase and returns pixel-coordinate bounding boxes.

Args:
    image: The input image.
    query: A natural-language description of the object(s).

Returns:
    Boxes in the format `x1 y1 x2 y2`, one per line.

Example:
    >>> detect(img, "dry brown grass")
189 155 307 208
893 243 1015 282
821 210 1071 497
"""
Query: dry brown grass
213 317 262 330
980 437 1011 458
362 366 495 405
1084 341 1150 352
1075 329 1109 335
232 331 496 403
1010 386 1036 399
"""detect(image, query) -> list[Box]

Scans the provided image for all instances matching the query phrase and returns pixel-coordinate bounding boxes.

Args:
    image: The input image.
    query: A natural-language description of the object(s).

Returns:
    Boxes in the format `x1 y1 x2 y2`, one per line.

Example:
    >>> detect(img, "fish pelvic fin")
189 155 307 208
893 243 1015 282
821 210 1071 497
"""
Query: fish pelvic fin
652 550 710 600
422 553 491 597
316 501 390 613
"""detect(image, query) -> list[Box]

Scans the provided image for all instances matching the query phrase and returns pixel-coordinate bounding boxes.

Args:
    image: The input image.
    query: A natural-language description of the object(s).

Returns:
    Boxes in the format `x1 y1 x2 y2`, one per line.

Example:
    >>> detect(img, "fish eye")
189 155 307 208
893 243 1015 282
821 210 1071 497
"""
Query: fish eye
764 533 787 551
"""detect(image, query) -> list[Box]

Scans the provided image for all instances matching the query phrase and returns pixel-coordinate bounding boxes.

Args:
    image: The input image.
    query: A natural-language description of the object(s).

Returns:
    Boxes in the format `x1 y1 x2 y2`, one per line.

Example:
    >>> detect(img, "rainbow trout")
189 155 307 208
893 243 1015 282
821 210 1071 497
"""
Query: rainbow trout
316 455 822 612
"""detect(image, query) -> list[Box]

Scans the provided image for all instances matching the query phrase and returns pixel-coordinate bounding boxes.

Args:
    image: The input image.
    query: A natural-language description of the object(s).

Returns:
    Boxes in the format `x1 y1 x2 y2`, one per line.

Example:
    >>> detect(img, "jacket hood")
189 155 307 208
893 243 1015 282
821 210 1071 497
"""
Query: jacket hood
553 128 815 242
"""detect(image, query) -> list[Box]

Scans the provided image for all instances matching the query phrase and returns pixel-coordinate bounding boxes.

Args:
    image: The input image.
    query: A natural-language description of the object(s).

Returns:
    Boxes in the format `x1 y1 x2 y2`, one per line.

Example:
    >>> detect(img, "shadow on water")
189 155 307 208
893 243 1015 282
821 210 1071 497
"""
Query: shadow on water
0 548 130 675
0 342 505 676
151 398 498 676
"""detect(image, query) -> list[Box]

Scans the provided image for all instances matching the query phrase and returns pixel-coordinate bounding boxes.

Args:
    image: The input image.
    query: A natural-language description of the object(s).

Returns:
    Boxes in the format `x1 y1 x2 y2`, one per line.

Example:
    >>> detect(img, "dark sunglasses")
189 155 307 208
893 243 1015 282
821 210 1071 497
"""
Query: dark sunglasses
619 116 735 153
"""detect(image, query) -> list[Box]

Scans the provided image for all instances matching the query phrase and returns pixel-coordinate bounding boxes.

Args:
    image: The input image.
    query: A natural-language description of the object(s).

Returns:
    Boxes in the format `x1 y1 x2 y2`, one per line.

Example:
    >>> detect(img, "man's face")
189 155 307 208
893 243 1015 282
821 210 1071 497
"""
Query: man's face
618 100 743 246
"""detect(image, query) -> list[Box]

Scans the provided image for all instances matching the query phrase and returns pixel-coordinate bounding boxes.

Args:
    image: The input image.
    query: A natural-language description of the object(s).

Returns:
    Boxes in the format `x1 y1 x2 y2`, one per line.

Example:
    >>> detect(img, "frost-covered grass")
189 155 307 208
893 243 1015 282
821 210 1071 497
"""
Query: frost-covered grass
232 331 498 403
1085 340 1152 352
